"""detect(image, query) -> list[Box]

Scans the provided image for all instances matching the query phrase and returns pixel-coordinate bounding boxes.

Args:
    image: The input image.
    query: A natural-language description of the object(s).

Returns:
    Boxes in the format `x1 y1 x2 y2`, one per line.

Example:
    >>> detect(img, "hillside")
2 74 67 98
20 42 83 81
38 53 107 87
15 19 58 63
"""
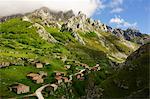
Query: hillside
0 7 149 98
76 44 149 98
100 43 150 98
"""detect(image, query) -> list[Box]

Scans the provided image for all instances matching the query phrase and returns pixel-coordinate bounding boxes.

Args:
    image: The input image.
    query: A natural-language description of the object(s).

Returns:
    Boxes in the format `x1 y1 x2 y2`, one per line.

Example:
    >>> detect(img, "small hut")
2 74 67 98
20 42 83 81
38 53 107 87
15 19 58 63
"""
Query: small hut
35 63 43 68
9 83 30 94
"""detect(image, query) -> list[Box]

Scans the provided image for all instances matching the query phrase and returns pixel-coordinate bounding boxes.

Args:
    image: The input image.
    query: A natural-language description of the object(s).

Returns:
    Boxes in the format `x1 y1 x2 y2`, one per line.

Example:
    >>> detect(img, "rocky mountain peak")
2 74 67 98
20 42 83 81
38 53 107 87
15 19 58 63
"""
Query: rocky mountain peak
126 28 140 33
64 10 75 18
125 28 142 37
27 7 75 21
1 6 148 45
35 7 50 15
38 7 50 12
78 11 85 16
33 7 51 20
110 27 150 44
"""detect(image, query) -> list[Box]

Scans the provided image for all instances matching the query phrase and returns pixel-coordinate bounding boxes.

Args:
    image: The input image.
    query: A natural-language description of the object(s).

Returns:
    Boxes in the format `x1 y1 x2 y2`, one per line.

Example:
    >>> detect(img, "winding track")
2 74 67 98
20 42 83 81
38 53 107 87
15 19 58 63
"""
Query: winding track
35 84 51 99
22 84 51 99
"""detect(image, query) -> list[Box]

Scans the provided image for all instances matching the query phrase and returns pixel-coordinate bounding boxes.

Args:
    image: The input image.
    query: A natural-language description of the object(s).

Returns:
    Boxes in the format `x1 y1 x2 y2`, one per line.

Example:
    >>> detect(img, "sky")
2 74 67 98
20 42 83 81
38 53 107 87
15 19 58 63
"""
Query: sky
0 0 149 34
92 0 150 34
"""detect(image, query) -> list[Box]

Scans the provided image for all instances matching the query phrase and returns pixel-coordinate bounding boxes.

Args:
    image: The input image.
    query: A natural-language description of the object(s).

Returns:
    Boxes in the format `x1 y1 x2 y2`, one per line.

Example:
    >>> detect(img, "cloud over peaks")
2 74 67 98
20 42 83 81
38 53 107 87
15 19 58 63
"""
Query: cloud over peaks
110 16 124 24
109 0 123 8
110 7 123 13
0 0 102 17
106 0 124 13
109 16 137 28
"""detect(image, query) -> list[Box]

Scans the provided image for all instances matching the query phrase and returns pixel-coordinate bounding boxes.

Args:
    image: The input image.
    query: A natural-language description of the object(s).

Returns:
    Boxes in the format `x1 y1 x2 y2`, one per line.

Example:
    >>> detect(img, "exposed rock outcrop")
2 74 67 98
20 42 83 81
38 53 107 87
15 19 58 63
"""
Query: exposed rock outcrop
27 7 75 21
61 11 108 33
72 32 85 45
22 16 31 22
112 28 125 39
32 23 57 43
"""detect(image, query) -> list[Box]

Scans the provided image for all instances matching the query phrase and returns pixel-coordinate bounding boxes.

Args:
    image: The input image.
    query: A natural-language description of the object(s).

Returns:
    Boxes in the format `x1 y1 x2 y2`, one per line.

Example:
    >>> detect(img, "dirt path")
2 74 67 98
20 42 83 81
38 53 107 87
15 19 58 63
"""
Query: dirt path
21 84 51 99
35 84 51 99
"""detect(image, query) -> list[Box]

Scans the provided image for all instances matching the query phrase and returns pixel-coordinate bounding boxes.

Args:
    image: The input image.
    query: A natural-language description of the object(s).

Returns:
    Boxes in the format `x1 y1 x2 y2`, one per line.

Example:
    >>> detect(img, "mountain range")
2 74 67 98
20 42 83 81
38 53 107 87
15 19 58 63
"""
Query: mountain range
0 7 149 98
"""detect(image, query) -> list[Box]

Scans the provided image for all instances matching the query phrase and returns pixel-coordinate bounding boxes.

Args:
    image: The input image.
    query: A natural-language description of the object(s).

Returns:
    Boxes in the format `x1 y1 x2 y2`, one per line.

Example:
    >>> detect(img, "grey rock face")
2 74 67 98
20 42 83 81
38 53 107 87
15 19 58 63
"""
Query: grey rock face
106 25 113 32
72 32 85 45
29 7 150 45
63 10 75 20
0 14 23 22
61 11 108 33
123 28 150 44
2 7 149 46
124 28 142 40
30 7 75 21
22 16 31 22
110 28 150 44
32 23 57 43
112 28 125 39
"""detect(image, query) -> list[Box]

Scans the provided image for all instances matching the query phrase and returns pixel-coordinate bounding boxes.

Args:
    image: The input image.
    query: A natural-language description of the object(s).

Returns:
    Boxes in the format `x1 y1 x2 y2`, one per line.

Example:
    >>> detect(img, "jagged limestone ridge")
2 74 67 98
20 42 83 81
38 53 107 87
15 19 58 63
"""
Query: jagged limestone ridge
32 23 57 43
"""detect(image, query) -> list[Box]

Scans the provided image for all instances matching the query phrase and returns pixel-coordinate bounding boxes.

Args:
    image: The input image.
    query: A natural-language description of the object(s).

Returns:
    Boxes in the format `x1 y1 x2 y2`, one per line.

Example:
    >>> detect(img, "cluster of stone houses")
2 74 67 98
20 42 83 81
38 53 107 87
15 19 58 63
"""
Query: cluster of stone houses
54 71 71 84
53 63 100 84
9 61 101 96
9 71 47 94
27 71 47 84
9 71 71 95
0 58 46 68
0 61 24 68
75 63 101 71
64 62 101 81
73 63 101 80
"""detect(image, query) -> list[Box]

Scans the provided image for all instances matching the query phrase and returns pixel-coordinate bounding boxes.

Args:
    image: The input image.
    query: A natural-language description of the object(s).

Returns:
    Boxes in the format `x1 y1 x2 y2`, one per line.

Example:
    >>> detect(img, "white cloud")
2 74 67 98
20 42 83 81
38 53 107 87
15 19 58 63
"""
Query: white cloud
94 0 106 15
96 0 106 9
111 7 123 13
109 16 137 28
123 22 137 27
109 0 123 8
0 0 102 17
106 0 124 13
110 16 124 24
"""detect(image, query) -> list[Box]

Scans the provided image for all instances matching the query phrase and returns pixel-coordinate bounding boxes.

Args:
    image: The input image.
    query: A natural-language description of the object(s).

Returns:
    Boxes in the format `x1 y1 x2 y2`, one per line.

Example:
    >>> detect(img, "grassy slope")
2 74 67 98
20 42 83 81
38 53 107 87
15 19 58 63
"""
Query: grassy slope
0 17 141 98
100 44 149 98
0 18 67 97
78 30 139 63
0 18 111 98
76 44 149 98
